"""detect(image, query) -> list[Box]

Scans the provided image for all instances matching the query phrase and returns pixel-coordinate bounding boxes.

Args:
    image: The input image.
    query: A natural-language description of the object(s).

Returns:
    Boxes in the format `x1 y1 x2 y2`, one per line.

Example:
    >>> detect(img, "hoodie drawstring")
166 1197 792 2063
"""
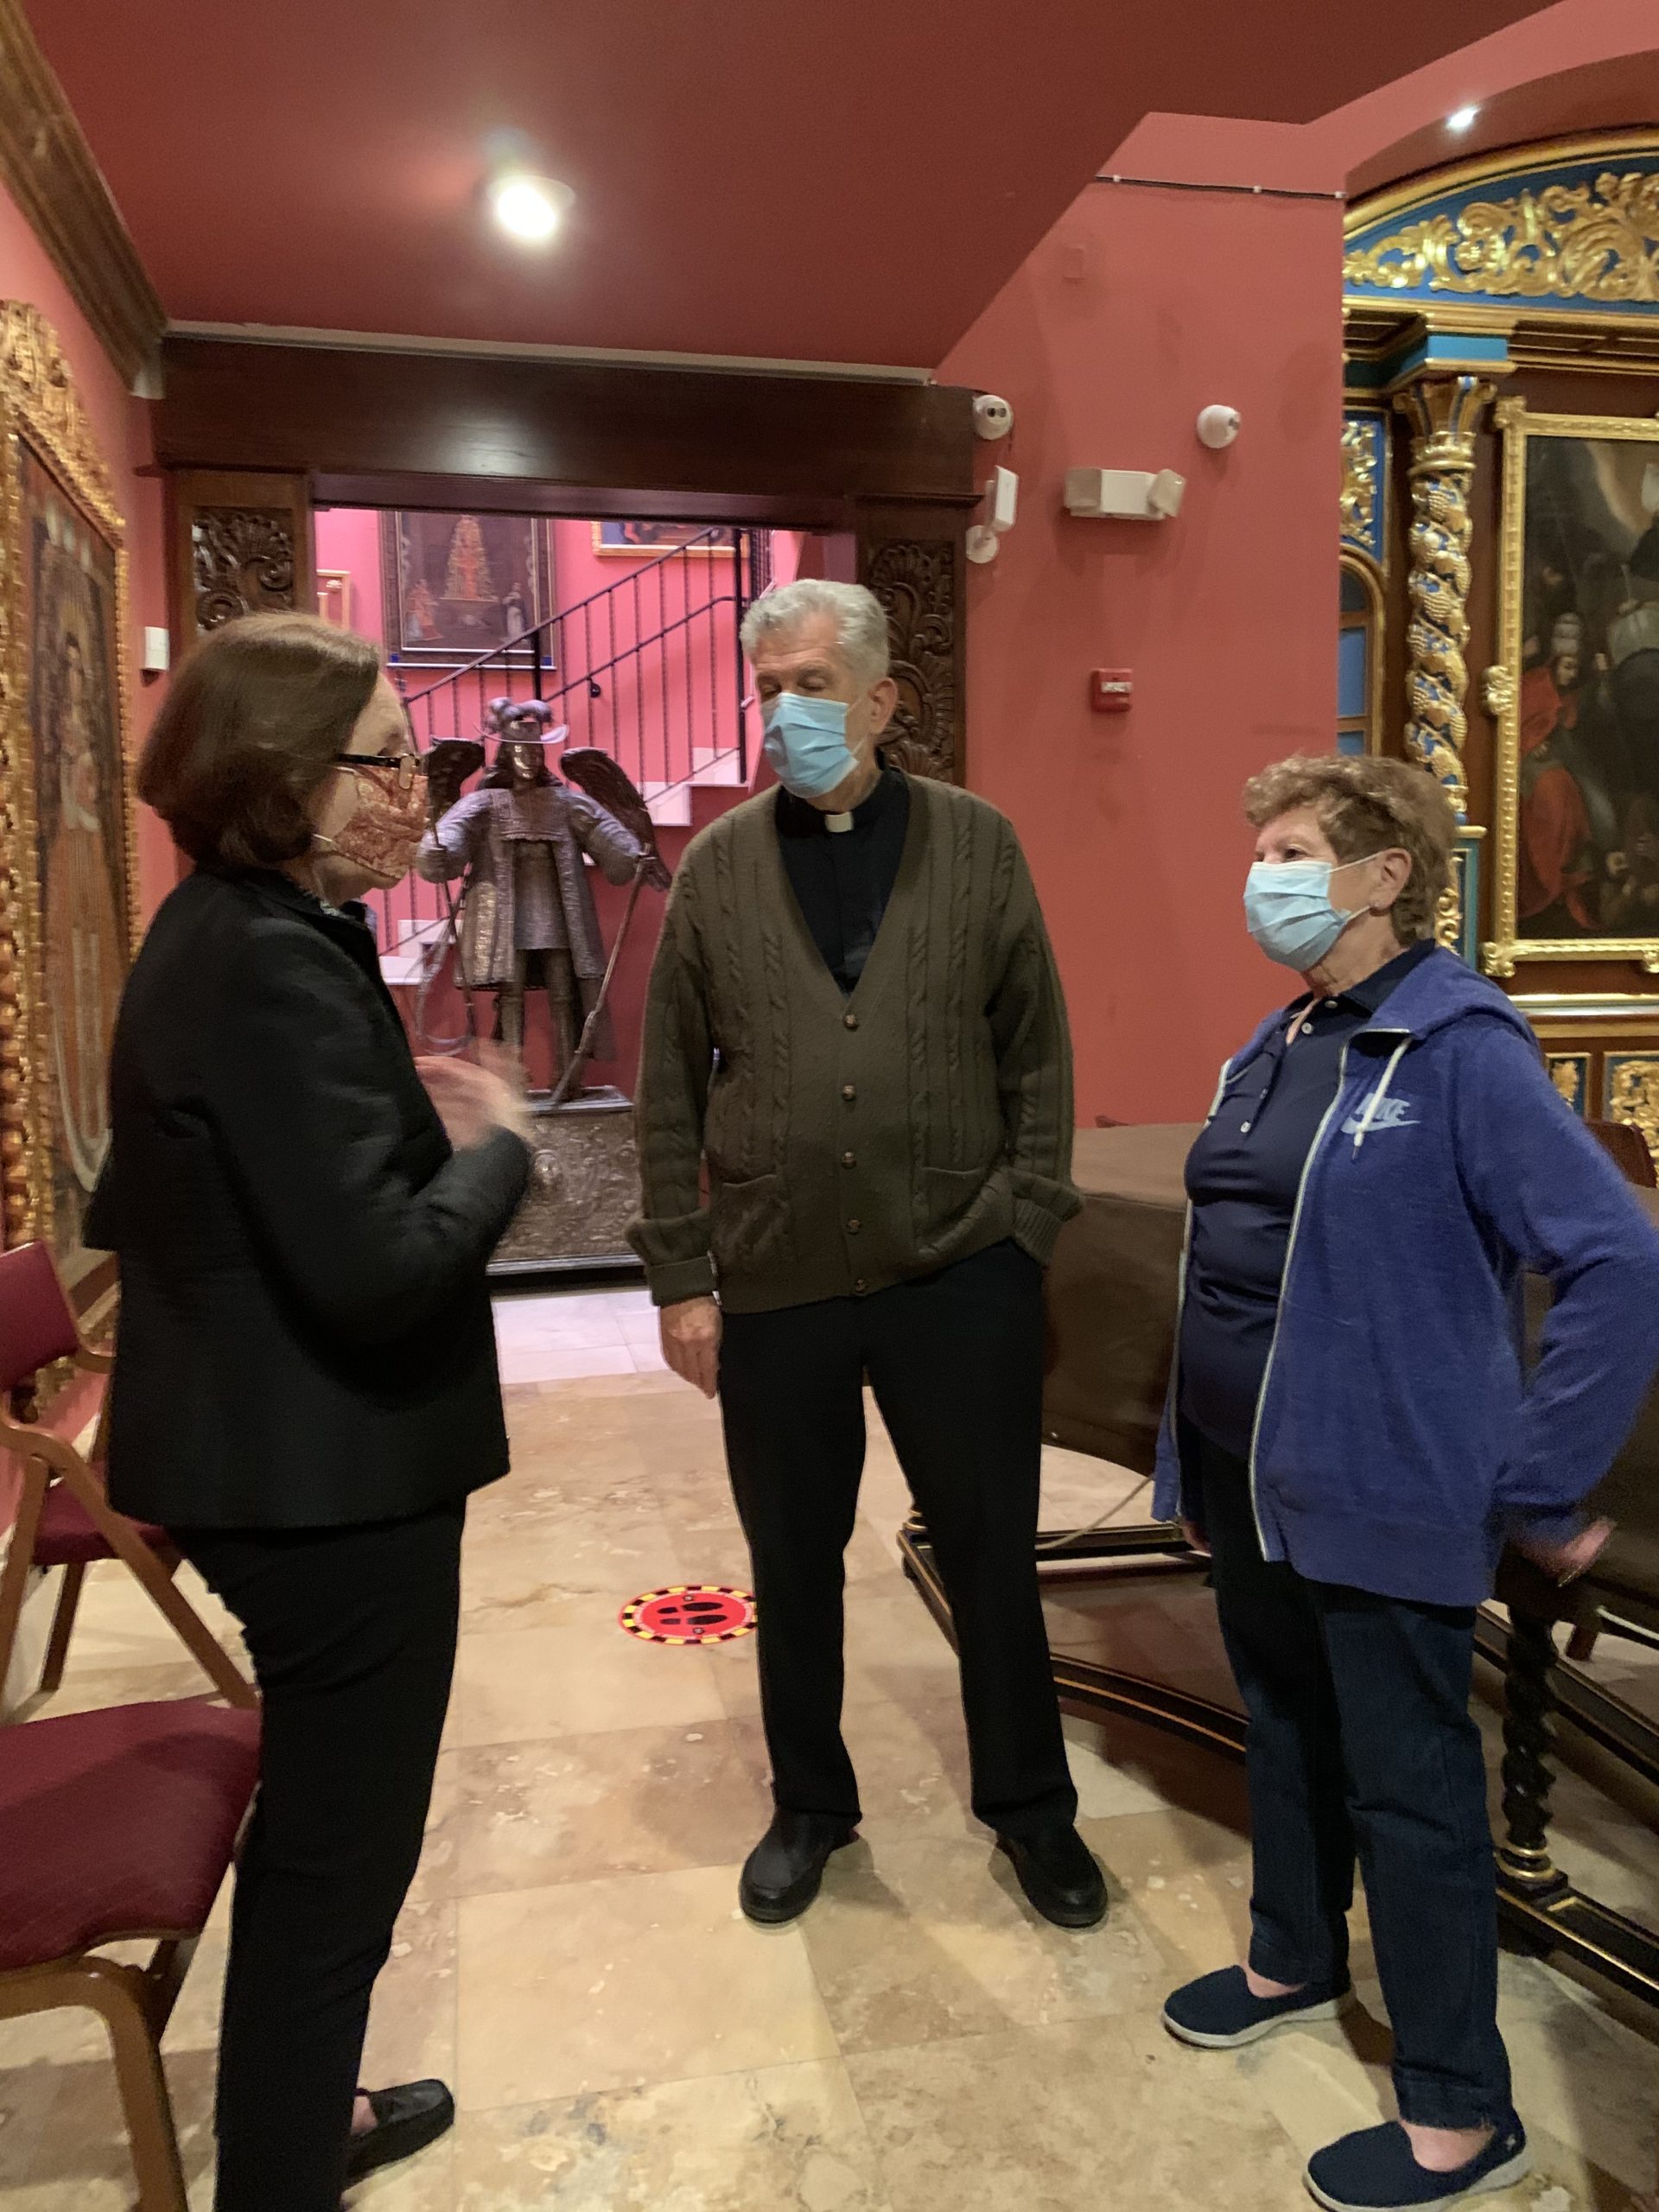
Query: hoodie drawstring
1352 1038 1409 1150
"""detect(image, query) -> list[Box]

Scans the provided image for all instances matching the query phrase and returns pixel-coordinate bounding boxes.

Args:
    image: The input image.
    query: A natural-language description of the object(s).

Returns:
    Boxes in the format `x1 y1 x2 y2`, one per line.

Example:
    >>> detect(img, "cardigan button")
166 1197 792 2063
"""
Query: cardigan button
843 1012 860 1030
853 1277 868 1294
842 1084 856 1103
847 1218 861 1234
842 1151 856 1168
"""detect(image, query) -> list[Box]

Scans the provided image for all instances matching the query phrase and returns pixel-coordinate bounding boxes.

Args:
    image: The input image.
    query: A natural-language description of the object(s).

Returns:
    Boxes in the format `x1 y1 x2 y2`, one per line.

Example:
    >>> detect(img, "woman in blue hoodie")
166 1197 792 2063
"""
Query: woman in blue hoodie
1154 753 1659 2212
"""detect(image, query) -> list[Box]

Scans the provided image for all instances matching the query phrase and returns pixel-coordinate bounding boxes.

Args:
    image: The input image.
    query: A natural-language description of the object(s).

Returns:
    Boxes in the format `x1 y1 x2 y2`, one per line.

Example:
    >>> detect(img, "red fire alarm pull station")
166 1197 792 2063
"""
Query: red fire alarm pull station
1090 668 1133 713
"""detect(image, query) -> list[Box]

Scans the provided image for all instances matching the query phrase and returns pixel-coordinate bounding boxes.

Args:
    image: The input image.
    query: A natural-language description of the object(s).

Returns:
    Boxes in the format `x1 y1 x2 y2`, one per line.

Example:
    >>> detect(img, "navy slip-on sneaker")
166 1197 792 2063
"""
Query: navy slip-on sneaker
1305 2114 1530 2212
1162 1963 1353 2050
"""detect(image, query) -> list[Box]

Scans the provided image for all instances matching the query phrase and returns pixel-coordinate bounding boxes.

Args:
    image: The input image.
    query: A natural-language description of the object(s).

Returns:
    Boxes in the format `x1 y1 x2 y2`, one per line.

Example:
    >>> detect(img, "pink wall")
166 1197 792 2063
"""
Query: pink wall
940 178 1344 1123
312 505 386 645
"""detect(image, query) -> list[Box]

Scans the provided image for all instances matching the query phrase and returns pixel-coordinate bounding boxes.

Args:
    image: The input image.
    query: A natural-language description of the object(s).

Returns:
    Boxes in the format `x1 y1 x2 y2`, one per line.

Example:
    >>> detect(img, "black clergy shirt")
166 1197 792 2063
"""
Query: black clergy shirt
1178 938 1434 1461
775 761 910 995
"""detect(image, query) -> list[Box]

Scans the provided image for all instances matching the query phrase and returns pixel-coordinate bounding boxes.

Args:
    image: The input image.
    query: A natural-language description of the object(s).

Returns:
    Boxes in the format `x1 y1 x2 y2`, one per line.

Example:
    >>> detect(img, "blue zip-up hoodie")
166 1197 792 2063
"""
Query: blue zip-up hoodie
1153 947 1659 1606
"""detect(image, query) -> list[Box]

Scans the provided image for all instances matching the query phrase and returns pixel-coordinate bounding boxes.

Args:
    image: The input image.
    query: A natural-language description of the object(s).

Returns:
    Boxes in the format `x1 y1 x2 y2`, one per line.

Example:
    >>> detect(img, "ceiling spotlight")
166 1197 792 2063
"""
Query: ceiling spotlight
1446 105 1479 133
489 172 574 244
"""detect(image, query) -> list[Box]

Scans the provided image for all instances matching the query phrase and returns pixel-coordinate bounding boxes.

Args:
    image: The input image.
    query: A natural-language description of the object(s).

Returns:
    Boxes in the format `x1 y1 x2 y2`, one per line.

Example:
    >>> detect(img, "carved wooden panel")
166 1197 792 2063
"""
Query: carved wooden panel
166 469 313 645
856 517 966 785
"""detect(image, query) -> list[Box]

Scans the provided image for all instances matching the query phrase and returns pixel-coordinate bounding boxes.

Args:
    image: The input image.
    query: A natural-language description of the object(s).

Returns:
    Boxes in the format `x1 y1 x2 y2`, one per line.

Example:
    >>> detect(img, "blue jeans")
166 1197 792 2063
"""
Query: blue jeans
1194 1427 1512 2131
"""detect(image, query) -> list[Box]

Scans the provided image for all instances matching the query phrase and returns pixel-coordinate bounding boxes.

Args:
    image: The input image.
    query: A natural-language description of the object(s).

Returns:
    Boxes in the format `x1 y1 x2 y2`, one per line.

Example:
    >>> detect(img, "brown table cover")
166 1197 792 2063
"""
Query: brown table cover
1043 1124 1659 1623
1041 1125 1196 1474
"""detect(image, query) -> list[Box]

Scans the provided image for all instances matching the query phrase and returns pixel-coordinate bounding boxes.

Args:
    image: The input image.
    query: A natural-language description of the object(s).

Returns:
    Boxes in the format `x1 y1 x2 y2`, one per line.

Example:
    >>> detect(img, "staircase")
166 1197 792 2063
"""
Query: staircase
373 524 768 970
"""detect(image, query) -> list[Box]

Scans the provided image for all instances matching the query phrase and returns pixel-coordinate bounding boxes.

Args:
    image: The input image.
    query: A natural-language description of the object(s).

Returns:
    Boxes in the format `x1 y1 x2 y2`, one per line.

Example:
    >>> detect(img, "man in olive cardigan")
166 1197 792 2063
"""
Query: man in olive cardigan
629 580 1102 1929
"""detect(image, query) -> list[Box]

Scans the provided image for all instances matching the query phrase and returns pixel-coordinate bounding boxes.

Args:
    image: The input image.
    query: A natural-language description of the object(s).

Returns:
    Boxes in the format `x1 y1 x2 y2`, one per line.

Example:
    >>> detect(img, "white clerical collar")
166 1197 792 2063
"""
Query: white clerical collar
824 811 855 834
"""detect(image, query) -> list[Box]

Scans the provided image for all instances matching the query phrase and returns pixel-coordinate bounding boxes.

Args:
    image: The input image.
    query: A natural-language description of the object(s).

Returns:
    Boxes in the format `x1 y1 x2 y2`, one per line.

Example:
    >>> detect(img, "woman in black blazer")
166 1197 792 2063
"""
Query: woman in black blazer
90 613 530 2212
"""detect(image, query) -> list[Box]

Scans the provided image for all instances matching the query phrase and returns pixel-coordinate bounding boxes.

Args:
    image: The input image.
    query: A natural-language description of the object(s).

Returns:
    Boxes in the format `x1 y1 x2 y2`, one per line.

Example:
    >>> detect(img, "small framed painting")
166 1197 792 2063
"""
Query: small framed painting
592 520 734 558
382 512 554 666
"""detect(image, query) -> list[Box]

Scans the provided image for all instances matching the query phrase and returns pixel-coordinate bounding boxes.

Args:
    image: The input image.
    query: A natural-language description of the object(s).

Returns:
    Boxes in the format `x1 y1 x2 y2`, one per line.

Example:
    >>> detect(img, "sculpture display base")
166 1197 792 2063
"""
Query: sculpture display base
489 1085 644 1279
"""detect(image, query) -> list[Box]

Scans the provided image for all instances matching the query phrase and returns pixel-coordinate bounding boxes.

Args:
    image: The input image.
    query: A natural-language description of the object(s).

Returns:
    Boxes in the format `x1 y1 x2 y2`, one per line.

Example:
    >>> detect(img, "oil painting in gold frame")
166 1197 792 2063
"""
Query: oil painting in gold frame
0 302 139 1305
1485 398 1659 978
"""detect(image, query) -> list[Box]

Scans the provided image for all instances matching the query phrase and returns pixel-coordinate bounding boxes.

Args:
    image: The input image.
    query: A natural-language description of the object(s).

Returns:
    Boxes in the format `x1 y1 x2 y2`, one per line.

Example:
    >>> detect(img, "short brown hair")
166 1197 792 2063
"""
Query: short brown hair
139 613 382 870
1242 753 1456 945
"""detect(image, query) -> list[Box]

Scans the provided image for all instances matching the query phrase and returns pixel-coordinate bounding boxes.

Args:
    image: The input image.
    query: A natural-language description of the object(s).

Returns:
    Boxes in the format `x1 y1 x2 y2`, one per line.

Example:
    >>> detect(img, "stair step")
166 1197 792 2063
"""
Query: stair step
690 747 746 787
642 781 694 828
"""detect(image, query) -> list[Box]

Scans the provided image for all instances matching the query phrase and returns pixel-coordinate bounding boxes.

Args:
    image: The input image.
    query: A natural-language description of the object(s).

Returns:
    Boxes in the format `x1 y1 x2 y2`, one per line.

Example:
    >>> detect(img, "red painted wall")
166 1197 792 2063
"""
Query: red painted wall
939 177 1344 1123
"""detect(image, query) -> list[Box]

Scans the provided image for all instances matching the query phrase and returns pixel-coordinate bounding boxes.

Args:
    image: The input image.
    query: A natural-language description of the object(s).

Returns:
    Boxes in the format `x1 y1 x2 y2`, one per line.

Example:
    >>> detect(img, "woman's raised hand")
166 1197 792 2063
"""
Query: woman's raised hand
416 1043 533 1152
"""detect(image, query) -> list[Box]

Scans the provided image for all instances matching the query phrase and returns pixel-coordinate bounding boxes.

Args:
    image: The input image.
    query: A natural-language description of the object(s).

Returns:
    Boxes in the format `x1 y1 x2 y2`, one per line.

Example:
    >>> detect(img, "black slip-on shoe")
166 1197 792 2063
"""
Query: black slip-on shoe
1305 2113 1529 2211
343 2079 455 2183
739 1811 859 1925
996 1825 1108 1928
1163 1964 1353 2049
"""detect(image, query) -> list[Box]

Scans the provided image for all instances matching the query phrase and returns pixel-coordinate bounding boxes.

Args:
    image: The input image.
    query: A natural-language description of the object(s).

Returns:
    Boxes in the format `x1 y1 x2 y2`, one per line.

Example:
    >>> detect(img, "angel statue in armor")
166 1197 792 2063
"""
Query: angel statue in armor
418 697 666 1092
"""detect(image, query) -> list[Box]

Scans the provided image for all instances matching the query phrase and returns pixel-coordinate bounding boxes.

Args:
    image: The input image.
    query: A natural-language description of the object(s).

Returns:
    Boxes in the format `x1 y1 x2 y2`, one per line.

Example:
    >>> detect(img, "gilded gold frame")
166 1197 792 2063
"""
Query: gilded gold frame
1484 397 1659 977
0 301 140 1272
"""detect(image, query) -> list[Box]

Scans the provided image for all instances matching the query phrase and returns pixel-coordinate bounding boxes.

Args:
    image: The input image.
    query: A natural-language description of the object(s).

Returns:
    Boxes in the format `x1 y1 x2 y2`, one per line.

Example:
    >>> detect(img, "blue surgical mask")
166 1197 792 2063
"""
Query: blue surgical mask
1243 853 1383 970
762 693 860 801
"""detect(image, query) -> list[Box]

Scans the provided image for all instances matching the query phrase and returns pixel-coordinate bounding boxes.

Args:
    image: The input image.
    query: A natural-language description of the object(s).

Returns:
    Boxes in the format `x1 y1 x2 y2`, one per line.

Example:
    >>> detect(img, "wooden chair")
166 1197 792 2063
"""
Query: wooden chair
0 1243 255 1715
0 1696 260 2208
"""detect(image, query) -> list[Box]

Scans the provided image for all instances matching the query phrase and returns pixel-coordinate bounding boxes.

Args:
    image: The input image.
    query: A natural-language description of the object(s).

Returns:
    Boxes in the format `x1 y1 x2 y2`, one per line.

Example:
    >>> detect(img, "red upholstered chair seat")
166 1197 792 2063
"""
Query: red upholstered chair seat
0 1701 260 1974
32 1481 167 1568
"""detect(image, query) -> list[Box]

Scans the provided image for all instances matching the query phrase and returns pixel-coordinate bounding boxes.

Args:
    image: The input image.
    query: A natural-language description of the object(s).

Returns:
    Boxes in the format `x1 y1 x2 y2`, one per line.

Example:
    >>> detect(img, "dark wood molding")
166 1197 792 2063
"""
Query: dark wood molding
156 337 978 506
0 0 165 393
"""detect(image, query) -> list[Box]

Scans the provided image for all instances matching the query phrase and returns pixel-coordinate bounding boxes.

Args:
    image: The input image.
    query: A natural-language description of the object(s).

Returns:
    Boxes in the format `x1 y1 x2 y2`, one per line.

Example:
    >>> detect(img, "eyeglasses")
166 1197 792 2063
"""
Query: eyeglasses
333 753 427 792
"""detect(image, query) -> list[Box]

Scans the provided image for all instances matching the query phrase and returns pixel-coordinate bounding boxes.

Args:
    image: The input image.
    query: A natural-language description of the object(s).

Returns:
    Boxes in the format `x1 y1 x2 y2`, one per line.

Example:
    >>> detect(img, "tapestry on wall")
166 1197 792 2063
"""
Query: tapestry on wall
381 511 555 667
0 301 138 1304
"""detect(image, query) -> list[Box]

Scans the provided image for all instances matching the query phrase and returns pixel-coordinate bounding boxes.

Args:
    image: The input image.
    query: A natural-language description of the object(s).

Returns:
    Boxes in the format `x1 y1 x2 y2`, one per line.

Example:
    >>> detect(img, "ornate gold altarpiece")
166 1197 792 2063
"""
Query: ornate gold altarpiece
1343 133 1659 1165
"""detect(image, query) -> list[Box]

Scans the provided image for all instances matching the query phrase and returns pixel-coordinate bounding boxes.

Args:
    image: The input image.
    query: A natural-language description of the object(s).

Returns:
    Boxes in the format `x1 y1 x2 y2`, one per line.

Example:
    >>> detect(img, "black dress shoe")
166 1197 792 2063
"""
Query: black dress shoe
343 2079 456 2183
997 1825 1108 1928
739 1810 859 1925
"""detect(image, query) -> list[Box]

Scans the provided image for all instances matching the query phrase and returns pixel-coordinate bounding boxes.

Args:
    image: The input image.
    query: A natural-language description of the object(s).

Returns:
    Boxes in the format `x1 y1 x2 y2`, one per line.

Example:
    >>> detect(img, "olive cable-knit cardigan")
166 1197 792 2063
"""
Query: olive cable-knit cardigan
627 773 1082 1313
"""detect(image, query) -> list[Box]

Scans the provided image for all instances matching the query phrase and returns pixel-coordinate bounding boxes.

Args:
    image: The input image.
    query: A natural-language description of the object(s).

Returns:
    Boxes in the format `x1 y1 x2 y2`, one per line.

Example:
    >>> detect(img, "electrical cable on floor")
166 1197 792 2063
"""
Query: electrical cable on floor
1034 1475 1169 1552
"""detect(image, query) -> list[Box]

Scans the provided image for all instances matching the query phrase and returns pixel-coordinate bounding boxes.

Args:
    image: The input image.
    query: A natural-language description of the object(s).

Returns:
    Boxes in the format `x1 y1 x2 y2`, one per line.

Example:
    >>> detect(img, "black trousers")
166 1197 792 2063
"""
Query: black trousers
1195 1430 1511 2130
174 1504 465 2212
718 1239 1076 1839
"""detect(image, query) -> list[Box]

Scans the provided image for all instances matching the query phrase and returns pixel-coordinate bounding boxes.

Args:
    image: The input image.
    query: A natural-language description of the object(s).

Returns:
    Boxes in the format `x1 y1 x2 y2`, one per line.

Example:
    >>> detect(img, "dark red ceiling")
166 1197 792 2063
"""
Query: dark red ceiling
28 0 1555 367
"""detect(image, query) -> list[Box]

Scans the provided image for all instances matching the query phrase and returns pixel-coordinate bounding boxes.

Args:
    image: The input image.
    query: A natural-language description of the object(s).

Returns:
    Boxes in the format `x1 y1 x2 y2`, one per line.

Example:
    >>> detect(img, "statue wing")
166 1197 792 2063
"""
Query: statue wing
424 737 485 819
559 747 673 890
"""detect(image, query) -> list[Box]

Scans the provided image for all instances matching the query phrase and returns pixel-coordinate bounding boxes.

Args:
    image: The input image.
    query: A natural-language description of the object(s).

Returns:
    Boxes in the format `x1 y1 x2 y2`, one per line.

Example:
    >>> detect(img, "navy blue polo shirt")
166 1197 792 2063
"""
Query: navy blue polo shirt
1179 939 1434 1461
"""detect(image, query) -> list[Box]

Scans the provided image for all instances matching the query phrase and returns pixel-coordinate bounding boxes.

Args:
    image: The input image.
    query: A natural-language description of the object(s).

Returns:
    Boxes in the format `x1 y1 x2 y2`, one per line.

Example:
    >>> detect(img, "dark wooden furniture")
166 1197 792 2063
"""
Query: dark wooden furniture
0 1697 260 2209
0 1242 255 1717
899 1122 1659 2005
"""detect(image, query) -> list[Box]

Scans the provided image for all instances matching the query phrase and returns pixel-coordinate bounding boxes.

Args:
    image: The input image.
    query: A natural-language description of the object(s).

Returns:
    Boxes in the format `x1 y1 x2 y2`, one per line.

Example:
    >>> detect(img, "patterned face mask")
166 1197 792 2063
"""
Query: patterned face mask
313 758 429 887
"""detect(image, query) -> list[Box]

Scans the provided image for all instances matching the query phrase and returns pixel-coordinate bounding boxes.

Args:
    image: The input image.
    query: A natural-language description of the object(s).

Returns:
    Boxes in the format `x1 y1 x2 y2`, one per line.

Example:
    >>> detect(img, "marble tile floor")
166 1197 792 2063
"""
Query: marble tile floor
0 1282 1653 2209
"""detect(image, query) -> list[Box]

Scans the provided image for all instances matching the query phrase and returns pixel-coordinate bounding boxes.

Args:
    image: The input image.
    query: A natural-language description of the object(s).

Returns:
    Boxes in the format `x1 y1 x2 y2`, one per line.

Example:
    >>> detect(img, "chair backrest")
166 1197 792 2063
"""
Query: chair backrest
0 1243 79 1395
1587 1118 1658 1190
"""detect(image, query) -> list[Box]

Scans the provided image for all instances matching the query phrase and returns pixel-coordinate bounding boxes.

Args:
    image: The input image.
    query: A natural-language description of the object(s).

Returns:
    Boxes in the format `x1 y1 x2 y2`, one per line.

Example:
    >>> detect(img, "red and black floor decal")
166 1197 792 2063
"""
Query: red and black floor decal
619 1585 757 1645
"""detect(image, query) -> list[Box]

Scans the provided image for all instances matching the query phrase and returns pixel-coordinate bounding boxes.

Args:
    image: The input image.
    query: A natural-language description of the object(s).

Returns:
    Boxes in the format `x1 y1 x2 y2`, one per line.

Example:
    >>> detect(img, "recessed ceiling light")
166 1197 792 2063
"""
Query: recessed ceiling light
489 172 575 244
1447 105 1479 132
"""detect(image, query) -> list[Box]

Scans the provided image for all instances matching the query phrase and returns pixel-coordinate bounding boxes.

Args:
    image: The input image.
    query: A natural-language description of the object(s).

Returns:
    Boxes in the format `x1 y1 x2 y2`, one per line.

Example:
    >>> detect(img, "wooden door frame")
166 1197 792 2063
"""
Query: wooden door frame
156 337 976 780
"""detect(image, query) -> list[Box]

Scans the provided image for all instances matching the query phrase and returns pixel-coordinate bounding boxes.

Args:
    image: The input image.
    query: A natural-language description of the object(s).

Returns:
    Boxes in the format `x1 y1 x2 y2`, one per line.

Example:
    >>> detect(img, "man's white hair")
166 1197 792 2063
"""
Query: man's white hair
740 579 891 686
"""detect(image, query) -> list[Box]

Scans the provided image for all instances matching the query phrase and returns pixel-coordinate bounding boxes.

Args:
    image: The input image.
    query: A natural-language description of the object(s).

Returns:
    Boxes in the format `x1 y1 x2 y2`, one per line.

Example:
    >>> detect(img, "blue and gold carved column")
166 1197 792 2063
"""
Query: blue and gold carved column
1393 372 1497 959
